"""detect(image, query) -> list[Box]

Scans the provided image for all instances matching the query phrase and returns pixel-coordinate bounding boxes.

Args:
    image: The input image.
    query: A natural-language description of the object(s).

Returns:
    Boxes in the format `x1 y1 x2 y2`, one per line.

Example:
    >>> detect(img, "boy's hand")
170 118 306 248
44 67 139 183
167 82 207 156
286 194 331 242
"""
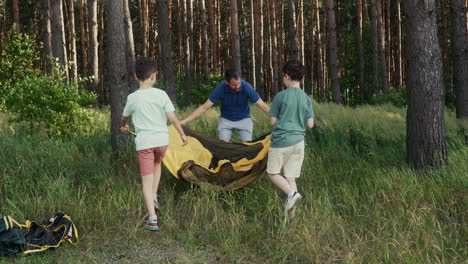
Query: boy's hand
181 135 188 146
120 125 129 133
180 119 188 126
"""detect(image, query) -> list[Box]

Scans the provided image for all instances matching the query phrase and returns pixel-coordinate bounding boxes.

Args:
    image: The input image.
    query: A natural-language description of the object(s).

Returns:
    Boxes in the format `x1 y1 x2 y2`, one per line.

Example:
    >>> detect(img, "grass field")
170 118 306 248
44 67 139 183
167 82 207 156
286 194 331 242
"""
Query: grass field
0 103 466 263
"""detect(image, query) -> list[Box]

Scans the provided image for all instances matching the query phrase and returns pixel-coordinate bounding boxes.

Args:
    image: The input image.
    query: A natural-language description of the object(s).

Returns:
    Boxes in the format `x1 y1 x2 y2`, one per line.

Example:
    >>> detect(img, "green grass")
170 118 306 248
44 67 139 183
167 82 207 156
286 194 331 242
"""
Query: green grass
0 104 467 263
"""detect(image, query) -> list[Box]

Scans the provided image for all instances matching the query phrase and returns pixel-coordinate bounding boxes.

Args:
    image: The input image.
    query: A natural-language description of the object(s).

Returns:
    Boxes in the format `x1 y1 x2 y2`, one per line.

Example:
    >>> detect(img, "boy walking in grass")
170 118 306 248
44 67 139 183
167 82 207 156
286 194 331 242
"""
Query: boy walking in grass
121 58 188 231
267 59 314 219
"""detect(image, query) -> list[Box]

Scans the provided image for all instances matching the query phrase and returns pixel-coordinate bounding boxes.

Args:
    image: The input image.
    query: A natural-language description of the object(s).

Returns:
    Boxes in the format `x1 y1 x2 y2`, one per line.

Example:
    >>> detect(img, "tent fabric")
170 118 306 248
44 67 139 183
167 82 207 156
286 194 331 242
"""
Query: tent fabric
163 125 271 191
0 213 78 256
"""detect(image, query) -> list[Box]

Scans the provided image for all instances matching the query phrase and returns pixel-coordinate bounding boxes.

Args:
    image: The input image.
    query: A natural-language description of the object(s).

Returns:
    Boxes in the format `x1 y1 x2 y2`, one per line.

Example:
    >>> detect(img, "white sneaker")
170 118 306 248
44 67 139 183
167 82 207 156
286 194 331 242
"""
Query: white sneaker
284 192 302 217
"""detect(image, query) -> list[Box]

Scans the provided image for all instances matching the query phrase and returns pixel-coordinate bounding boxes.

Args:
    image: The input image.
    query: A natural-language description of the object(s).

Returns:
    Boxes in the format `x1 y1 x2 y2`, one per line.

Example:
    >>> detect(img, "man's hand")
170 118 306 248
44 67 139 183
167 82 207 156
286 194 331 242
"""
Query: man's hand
181 135 188 146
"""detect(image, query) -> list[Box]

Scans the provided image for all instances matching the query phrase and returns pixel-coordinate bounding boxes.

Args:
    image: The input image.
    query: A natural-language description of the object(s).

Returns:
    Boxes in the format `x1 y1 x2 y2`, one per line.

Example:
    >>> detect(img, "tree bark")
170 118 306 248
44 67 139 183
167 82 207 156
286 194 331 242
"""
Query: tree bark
123 0 137 92
370 0 379 95
139 0 149 57
395 0 402 90
325 0 341 104
357 0 365 104
158 0 177 104
66 0 78 81
43 0 53 74
107 0 130 153
230 0 241 72
314 0 325 102
253 0 264 99
375 0 388 93
207 0 217 72
50 0 69 79
12 0 19 33
297 0 304 65
79 0 88 77
403 0 447 170
88 0 99 93
449 0 468 118
269 0 279 96
287 0 298 60
199 0 209 78
184 0 194 105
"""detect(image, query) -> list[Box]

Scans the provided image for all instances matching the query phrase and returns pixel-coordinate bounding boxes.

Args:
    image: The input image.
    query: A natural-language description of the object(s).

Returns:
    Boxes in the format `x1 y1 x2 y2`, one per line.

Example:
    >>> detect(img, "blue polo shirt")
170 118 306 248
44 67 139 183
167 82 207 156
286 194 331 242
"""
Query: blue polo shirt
208 80 260 121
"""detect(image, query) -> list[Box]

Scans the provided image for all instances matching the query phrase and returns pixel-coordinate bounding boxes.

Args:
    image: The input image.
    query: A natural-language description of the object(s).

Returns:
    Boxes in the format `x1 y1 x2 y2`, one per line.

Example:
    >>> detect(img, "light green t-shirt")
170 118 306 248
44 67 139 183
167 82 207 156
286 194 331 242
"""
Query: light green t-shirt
269 87 314 148
122 88 175 151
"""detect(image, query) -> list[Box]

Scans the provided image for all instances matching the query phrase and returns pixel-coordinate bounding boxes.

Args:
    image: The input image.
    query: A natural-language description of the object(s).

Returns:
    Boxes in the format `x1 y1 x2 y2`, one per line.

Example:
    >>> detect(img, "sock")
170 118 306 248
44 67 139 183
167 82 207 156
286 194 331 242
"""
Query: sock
288 191 296 198
148 216 157 221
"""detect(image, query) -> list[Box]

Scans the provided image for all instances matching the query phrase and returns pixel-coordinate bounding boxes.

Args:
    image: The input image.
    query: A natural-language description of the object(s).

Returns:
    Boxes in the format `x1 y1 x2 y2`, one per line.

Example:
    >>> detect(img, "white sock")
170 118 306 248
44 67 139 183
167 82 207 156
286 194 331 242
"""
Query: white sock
148 216 157 221
288 191 296 198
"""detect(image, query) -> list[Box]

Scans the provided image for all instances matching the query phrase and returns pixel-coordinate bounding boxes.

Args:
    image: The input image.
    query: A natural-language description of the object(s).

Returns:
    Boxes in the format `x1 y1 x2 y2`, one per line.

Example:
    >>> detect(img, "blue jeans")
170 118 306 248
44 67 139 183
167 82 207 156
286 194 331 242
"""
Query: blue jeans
217 117 254 142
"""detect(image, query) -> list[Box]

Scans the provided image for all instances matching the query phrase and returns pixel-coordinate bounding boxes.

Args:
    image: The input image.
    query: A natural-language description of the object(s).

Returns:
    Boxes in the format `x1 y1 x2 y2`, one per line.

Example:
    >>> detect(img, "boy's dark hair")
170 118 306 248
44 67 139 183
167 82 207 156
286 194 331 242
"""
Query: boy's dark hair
135 58 156 81
283 59 305 81
224 68 241 81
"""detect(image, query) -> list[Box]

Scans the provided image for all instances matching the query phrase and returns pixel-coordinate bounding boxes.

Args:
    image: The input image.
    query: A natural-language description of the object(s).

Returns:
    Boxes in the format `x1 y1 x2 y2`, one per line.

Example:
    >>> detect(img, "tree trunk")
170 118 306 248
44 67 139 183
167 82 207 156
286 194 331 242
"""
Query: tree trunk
88 0 99 93
66 0 78 82
440 0 451 76
230 0 241 72
178 0 184 74
79 0 88 77
43 0 53 74
449 0 468 118
199 0 209 78
298 0 304 65
370 0 379 95
357 0 365 104
314 0 325 102
375 0 388 93
287 0 298 60
139 0 149 57
403 0 447 170
107 0 130 153
158 0 177 104
207 0 217 72
395 0 402 90
12 0 19 33
50 0 69 79
99 0 106 105
123 0 137 92
253 0 264 99
184 0 194 105
325 0 341 104
269 0 279 96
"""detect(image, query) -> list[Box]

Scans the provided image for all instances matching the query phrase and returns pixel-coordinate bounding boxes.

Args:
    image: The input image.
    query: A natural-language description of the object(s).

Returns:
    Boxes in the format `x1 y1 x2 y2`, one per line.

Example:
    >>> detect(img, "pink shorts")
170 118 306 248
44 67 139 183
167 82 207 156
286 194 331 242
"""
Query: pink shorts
137 146 168 176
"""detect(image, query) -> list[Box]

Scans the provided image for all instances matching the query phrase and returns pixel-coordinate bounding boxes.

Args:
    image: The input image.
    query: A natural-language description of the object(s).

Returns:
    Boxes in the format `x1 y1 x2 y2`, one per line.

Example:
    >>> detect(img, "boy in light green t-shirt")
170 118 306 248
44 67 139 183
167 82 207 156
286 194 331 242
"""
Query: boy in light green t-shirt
121 58 187 231
267 59 314 220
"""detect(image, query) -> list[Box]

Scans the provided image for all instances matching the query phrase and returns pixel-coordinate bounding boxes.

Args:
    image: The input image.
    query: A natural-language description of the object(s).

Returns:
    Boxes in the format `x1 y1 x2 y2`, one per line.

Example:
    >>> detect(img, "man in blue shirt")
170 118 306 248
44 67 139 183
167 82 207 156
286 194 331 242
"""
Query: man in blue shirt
181 68 270 142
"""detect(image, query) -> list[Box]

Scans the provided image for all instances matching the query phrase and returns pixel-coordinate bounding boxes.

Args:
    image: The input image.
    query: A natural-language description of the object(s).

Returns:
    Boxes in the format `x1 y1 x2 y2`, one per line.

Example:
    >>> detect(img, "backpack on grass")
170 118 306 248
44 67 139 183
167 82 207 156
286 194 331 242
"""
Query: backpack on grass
0 213 78 256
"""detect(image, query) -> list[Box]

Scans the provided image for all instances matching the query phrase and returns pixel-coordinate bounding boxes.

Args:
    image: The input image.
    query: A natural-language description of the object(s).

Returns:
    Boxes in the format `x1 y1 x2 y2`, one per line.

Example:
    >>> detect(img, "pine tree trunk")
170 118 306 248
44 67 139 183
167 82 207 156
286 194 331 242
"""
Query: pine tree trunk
253 0 264 99
375 0 388 93
440 0 451 76
403 0 447 170
297 0 304 66
357 0 365 104
43 0 53 74
178 0 184 74
139 0 149 57
107 0 130 153
449 0 468 118
325 0 341 104
123 0 137 92
12 0 19 33
269 0 279 96
184 0 194 105
158 0 177 104
199 0 209 78
287 0 298 60
67 0 78 81
370 0 379 95
207 0 217 72
314 0 325 102
50 0 69 80
88 0 99 93
395 0 402 90
230 0 241 72
79 0 88 77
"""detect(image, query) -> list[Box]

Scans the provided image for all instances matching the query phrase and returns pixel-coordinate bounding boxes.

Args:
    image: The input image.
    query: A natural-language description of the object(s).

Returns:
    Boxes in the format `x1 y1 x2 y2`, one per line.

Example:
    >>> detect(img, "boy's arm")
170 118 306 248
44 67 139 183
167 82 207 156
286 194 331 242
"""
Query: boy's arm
307 118 314 129
167 111 188 145
270 117 277 126
255 98 270 115
180 99 214 125
121 116 130 132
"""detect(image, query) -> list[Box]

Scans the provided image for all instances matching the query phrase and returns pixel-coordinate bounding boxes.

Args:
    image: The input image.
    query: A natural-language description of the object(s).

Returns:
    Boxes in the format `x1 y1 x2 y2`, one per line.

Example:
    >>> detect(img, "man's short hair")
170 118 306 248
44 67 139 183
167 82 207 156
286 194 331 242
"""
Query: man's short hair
283 59 305 81
135 58 156 81
224 68 241 81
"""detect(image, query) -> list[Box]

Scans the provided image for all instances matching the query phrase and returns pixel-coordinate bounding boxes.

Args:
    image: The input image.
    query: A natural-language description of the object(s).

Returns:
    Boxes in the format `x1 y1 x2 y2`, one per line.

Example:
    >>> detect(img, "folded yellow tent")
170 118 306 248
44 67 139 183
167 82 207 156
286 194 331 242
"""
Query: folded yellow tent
163 125 271 191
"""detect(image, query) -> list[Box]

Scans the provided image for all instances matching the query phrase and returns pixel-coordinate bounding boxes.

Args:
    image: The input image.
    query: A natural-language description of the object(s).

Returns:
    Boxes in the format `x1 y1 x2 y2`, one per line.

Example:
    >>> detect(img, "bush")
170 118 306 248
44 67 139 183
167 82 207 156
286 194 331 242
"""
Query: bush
368 86 408 107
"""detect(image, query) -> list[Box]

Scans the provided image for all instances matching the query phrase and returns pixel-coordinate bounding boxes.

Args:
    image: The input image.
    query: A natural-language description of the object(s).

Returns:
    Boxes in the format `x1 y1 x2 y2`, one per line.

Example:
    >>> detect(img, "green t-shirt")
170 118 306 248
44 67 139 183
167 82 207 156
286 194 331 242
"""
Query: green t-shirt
269 87 314 148
122 88 175 151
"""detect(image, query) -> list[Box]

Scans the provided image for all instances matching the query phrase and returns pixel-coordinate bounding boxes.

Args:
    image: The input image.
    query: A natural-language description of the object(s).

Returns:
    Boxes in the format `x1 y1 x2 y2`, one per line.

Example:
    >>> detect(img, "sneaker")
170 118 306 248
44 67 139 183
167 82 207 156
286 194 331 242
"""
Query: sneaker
145 218 160 231
284 192 302 218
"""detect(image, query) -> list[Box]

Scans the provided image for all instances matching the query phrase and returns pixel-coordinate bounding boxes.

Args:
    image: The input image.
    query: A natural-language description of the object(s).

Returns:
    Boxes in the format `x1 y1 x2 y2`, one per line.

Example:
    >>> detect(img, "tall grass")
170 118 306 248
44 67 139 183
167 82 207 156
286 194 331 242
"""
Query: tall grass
0 104 466 263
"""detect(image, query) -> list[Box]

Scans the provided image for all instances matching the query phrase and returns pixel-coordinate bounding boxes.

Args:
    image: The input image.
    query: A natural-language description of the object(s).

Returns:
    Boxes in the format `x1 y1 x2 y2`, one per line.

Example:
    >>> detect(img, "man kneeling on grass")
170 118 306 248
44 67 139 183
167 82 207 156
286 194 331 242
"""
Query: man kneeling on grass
267 59 314 220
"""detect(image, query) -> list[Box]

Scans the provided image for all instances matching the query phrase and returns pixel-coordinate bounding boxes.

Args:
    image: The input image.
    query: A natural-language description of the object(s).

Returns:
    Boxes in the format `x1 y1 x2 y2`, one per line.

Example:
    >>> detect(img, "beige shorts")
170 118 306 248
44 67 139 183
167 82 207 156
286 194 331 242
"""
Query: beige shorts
266 141 305 178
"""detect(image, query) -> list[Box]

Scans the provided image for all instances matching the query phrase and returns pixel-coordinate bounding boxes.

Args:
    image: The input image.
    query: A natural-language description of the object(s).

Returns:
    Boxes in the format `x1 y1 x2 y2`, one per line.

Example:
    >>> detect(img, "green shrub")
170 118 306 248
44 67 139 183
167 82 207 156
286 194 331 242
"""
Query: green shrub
369 86 408 107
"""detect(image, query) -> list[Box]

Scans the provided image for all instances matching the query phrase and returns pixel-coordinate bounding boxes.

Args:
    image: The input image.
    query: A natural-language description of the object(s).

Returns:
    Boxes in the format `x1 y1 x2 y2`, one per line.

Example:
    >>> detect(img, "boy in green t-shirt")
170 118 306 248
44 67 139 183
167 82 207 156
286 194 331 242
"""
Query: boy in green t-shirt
267 59 314 220
121 58 188 231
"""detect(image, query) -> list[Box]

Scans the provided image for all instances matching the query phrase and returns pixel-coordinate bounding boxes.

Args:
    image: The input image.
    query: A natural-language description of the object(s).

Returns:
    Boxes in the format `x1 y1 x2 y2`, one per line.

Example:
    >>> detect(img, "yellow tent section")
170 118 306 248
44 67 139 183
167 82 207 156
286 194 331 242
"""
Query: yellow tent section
163 125 271 191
